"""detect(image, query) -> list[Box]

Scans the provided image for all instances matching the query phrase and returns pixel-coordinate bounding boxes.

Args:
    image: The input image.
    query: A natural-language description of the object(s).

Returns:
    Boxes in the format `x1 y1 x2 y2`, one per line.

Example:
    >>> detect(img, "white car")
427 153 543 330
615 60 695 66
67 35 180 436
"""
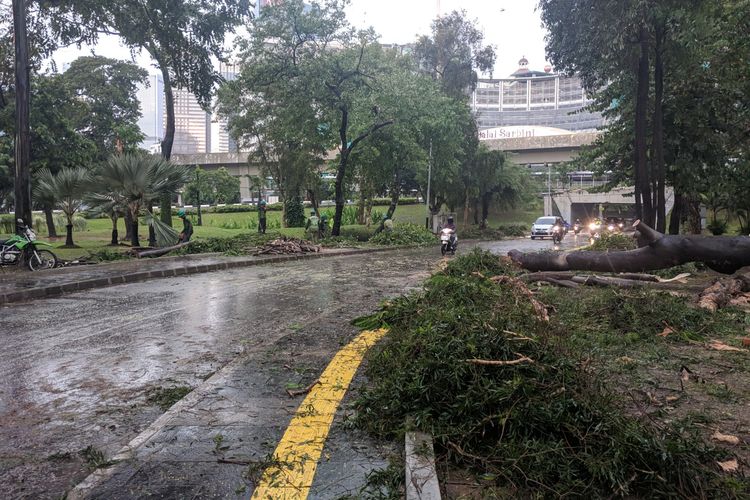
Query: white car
531 216 563 240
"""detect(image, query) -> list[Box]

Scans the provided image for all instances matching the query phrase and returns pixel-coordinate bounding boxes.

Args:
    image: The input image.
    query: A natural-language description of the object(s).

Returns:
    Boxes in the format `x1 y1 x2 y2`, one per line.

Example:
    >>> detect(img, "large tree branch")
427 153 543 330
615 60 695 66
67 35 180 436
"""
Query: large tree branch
509 220 750 275
347 120 394 153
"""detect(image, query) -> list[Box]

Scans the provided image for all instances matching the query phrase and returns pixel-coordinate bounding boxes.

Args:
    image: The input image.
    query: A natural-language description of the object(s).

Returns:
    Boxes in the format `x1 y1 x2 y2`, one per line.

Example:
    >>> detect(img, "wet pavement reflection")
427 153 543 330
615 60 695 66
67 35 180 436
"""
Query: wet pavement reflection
0 237 579 498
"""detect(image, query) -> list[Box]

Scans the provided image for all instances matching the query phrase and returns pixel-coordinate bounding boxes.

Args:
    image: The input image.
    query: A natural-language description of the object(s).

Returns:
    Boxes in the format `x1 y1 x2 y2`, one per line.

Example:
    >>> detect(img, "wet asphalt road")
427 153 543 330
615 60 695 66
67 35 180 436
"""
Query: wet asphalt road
1 236 581 499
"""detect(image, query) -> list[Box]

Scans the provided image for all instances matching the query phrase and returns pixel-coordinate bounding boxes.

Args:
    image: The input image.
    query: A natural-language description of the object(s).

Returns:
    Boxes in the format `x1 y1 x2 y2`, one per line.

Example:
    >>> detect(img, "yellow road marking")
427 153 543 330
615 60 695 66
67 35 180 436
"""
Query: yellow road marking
251 328 388 500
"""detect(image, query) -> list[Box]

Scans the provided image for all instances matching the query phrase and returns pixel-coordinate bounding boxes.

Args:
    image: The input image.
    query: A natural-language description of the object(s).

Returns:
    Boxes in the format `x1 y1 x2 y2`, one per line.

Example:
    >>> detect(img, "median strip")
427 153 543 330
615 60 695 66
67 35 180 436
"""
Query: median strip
251 328 388 500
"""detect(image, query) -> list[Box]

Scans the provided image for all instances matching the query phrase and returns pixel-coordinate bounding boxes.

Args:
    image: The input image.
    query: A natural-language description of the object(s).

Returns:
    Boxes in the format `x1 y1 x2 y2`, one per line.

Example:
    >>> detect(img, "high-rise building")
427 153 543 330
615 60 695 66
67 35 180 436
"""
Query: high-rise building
170 88 212 154
136 74 165 150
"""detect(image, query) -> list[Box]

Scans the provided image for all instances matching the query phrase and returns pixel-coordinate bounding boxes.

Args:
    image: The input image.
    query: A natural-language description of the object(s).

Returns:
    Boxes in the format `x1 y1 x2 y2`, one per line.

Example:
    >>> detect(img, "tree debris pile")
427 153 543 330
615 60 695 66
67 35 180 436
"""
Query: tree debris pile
354 249 741 497
698 267 750 312
254 237 321 255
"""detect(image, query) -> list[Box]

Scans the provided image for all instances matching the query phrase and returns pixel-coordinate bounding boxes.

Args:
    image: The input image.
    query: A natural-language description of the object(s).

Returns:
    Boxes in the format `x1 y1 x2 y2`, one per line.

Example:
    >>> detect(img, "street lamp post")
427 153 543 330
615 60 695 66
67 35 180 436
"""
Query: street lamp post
425 140 432 231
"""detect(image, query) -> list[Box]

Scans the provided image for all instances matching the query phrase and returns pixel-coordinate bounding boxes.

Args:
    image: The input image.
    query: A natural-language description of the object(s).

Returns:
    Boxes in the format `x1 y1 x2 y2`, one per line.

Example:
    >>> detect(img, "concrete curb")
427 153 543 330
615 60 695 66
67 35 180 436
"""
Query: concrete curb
0 246 416 306
405 431 442 499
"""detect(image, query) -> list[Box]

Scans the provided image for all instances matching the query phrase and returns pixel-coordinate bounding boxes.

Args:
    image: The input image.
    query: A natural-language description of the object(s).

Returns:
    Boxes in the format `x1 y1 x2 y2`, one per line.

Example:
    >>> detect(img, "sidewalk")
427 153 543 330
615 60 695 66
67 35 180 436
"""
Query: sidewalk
0 246 404 305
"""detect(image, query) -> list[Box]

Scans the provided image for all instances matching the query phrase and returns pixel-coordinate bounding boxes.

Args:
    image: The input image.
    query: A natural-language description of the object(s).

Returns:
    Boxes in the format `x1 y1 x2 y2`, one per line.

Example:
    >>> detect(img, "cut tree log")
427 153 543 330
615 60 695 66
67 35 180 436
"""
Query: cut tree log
509 220 750 274
698 266 750 312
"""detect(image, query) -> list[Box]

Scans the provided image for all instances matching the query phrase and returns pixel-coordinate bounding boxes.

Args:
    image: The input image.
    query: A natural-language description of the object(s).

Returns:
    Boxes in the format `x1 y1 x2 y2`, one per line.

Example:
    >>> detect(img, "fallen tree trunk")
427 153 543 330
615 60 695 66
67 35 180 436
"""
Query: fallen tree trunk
134 241 192 258
509 220 750 274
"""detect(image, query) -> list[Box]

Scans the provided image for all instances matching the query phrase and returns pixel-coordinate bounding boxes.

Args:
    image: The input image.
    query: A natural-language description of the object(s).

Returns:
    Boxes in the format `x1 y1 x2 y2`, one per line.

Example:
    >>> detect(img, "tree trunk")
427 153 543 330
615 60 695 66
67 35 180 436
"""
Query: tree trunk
356 189 366 225
635 26 653 227
463 188 470 228
160 194 172 227
509 220 750 275
65 223 74 247
375 171 402 234
124 210 133 241
365 198 373 228
333 153 347 236
653 23 667 233
669 191 682 235
13 0 32 230
159 65 175 160
130 211 140 247
308 188 319 216
480 193 491 229
110 216 118 246
687 197 702 234
148 203 156 246
473 199 479 225
44 205 57 238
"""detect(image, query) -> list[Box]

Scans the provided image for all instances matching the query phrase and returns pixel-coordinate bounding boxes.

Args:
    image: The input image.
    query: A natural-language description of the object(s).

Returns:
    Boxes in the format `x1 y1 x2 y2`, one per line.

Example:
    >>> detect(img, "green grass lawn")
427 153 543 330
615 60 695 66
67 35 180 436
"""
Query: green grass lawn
1 203 539 261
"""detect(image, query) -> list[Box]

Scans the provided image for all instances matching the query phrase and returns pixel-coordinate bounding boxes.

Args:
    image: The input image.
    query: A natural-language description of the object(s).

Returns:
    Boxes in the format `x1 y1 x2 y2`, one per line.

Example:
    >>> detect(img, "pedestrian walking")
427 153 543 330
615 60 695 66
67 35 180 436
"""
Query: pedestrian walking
258 199 267 234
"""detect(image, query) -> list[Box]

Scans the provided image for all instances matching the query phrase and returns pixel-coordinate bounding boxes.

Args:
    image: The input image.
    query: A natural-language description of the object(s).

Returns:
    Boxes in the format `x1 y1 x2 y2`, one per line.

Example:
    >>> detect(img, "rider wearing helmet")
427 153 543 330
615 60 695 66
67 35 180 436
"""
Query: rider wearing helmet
444 216 456 231
177 209 193 243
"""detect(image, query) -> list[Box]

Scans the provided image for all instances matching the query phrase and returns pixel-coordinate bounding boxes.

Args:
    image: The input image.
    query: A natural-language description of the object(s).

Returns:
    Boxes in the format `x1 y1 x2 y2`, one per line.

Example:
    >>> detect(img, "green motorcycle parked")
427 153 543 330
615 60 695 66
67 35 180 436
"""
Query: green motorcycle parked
0 219 57 271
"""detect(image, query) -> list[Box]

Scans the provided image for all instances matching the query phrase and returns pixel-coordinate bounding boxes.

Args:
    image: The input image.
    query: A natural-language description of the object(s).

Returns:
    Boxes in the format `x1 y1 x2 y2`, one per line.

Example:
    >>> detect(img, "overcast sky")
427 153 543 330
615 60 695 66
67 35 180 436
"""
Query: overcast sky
53 0 550 78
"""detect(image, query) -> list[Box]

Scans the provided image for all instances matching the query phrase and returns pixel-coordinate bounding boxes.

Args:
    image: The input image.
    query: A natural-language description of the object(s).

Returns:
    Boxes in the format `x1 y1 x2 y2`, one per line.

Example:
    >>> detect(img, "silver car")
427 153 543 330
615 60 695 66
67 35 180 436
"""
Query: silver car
530 216 563 239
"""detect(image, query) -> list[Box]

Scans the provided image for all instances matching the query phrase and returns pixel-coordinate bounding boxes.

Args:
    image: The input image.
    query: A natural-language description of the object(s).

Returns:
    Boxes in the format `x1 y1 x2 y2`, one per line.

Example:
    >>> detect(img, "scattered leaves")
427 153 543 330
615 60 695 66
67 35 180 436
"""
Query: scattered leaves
717 459 739 472
711 431 740 445
707 341 743 352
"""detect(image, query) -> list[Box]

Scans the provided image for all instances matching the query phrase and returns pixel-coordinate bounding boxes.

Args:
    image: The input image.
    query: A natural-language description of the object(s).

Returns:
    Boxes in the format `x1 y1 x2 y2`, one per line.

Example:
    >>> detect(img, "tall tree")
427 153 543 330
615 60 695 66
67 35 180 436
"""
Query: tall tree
218 0 399 236
62 56 147 160
413 10 496 98
62 0 251 225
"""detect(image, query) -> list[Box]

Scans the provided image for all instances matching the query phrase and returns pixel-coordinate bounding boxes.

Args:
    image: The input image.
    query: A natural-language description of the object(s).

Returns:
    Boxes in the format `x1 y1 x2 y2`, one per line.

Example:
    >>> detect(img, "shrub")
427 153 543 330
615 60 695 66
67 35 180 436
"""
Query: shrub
496 223 528 237
284 196 305 227
337 225 375 242
706 219 728 235
0 214 16 233
589 232 636 251
369 222 435 246
370 209 385 225
87 248 130 262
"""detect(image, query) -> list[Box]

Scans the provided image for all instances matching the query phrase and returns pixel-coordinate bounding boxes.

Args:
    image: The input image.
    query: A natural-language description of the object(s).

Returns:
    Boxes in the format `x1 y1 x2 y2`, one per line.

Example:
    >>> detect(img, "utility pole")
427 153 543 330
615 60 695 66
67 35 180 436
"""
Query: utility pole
13 0 32 231
547 163 551 215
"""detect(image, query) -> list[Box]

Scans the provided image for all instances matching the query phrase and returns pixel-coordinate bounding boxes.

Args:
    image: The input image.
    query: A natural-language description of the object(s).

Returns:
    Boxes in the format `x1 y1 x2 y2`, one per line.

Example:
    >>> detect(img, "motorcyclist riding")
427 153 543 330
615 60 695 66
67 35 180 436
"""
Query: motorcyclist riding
440 216 458 255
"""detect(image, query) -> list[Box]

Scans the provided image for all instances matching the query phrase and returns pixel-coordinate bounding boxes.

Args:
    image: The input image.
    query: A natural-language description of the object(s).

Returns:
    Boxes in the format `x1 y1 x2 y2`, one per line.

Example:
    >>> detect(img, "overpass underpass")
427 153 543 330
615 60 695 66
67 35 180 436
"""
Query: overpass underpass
545 186 674 223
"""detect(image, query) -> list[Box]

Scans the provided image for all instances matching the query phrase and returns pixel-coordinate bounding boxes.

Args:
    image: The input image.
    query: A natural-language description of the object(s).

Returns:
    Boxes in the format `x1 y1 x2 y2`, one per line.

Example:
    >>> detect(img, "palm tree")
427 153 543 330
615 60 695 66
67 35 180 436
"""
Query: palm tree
96 153 190 247
86 186 127 246
34 167 91 247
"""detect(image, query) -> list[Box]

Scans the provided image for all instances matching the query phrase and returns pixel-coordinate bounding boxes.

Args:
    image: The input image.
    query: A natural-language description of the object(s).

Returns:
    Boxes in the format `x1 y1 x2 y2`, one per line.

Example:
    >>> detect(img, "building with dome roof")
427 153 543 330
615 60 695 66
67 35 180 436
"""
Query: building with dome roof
471 56 604 135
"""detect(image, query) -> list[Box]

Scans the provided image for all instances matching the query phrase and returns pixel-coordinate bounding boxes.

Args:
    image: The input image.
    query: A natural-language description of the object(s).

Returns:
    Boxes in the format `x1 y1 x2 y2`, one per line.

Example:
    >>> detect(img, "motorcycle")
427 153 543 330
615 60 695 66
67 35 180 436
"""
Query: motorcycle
0 220 58 271
551 224 563 244
573 223 581 235
440 228 457 256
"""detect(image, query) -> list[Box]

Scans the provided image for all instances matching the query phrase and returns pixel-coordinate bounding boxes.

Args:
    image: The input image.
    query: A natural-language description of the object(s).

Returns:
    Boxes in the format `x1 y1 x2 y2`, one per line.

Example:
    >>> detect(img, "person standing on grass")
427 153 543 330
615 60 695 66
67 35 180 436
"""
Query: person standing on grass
177 209 193 243
306 210 320 240
258 199 267 234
